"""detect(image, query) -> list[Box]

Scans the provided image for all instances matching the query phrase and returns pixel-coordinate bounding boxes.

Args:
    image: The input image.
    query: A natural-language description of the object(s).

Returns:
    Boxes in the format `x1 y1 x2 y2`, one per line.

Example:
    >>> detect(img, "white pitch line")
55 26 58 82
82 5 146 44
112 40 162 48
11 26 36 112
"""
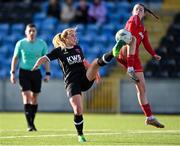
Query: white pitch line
0 130 180 139
1 129 180 133
0 129 111 132
0 133 76 139
0 142 179 146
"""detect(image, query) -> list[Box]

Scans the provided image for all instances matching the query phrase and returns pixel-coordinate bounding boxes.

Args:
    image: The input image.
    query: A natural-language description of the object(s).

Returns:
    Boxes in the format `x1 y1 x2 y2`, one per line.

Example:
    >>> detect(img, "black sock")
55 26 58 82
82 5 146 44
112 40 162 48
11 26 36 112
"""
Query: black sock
97 51 114 66
24 104 32 127
74 115 83 136
31 104 38 125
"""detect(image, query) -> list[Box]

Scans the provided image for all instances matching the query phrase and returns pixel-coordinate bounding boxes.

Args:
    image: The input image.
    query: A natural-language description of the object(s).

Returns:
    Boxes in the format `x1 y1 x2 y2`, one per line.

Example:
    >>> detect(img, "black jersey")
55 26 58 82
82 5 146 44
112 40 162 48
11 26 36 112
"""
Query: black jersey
46 45 86 85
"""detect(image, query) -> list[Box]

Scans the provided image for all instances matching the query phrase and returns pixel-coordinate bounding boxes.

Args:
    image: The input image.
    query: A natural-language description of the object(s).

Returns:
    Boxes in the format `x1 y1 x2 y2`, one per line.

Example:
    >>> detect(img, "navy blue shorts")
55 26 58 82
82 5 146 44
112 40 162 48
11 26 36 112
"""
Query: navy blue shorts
19 68 42 93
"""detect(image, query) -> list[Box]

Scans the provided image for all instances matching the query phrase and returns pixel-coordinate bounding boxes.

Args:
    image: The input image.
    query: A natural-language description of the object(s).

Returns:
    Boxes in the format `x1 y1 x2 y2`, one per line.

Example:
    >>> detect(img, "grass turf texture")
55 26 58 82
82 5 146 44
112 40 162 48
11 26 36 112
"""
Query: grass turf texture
0 113 180 145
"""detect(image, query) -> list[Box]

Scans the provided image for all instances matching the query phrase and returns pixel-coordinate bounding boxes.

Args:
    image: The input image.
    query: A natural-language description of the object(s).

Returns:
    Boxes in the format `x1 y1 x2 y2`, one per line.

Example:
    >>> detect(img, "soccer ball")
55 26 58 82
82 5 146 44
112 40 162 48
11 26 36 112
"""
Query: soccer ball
115 29 132 44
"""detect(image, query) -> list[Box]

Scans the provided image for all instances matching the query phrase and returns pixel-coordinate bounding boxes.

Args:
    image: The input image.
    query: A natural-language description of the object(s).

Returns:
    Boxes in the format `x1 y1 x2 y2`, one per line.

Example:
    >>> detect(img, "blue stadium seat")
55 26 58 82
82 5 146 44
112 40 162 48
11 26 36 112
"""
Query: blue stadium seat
38 33 52 44
101 24 115 37
0 45 14 61
2 34 19 47
86 24 101 35
40 18 58 36
99 67 107 77
76 24 86 37
0 23 10 36
0 69 6 78
11 23 24 35
88 45 100 57
79 34 93 49
33 12 47 23
34 21 42 32
95 35 108 47
47 44 54 51
41 1 49 12
50 61 63 79
43 17 58 26
86 54 96 63
0 53 11 77
99 42 114 54
79 41 91 55
0 46 8 55
119 12 131 24
105 2 117 13
56 24 69 33
107 12 121 25
117 1 131 13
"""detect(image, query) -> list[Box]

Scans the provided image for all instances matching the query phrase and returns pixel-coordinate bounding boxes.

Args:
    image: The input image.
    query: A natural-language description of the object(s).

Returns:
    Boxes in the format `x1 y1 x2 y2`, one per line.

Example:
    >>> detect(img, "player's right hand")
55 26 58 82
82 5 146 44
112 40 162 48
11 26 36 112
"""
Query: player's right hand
10 74 16 84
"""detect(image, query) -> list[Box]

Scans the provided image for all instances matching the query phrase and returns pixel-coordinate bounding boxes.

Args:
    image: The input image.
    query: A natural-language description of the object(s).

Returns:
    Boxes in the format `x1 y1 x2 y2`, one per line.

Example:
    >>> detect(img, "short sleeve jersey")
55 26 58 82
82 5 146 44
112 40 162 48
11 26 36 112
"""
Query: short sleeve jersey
14 38 48 70
46 45 86 85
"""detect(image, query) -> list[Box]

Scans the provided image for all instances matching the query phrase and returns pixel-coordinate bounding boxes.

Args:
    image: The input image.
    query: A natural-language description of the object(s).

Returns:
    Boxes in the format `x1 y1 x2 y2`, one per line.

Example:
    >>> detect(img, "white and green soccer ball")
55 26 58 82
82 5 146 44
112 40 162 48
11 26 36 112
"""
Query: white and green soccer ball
115 29 132 44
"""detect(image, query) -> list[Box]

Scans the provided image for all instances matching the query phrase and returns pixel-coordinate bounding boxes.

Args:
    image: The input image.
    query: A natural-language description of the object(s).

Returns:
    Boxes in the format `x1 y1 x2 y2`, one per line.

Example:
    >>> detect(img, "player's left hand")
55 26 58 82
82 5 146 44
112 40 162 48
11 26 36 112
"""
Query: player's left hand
43 75 50 82
154 54 161 61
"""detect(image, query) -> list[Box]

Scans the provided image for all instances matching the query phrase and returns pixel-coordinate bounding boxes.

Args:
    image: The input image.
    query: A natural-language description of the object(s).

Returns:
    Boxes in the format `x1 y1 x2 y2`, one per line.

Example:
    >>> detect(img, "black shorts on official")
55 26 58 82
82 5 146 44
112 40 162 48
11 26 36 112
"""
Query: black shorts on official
19 68 42 93
66 74 94 97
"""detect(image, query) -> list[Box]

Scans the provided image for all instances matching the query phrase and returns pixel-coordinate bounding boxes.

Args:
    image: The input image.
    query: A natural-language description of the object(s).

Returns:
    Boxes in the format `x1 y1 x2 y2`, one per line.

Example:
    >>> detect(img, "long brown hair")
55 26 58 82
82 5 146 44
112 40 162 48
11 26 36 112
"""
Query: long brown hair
139 3 159 20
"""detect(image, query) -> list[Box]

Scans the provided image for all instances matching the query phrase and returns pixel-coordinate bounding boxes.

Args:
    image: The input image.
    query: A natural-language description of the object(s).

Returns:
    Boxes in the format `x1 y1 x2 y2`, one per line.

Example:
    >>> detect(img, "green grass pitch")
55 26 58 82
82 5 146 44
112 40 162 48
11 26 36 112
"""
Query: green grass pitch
0 112 180 145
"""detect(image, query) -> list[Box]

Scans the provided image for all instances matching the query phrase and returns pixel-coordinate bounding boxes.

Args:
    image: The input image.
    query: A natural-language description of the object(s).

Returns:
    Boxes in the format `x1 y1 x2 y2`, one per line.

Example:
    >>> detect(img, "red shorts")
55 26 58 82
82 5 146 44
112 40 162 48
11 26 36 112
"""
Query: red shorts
117 50 143 72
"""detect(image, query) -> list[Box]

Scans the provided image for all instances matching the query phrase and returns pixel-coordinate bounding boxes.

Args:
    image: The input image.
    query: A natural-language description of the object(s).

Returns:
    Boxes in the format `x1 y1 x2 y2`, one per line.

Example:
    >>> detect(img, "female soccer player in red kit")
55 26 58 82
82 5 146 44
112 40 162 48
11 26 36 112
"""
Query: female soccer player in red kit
116 3 165 128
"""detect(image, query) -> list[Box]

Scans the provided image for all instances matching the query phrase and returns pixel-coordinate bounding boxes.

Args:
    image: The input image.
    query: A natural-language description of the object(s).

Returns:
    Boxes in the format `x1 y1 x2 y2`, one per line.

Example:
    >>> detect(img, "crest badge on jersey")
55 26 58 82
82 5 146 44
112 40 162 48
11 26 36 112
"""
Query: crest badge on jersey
75 49 80 54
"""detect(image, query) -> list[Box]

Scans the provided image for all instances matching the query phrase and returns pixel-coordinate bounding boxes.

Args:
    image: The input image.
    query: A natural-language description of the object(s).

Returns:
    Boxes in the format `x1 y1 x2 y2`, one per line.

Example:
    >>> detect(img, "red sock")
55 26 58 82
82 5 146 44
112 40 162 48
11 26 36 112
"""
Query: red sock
127 55 134 67
141 103 152 117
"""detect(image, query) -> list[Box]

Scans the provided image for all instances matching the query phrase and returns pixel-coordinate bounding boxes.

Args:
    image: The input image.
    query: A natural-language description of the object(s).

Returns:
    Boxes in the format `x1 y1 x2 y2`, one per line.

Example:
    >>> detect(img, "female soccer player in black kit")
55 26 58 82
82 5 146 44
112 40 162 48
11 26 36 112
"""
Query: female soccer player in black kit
32 27 127 142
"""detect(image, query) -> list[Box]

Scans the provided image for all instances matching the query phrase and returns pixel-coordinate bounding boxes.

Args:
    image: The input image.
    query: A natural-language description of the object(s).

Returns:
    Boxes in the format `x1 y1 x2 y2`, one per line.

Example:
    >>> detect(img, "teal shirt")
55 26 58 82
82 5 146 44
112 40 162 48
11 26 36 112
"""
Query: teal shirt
14 38 48 70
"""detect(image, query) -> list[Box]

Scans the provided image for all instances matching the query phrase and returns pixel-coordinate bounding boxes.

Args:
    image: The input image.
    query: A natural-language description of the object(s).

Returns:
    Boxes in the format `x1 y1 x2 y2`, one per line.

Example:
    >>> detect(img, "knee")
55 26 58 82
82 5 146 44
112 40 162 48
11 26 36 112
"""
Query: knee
129 36 136 46
31 97 38 104
132 36 136 43
73 105 83 115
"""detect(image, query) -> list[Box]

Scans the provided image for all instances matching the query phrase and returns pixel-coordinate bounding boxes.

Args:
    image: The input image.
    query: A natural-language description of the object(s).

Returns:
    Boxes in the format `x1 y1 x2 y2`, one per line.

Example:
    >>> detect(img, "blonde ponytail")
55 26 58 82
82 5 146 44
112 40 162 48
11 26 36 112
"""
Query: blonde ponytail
52 27 77 49
52 33 66 49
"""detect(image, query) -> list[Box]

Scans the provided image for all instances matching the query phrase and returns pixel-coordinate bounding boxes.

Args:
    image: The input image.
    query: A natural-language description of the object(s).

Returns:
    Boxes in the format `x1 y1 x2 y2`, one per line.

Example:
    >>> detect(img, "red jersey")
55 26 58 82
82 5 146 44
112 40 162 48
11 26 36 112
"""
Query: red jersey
124 15 156 57
117 15 157 72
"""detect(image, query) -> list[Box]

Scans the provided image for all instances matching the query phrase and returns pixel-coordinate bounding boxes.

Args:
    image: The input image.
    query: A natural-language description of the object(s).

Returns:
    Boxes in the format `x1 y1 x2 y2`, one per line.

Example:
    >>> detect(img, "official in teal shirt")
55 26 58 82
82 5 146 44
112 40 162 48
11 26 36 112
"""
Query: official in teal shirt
14 38 48 70
10 23 50 132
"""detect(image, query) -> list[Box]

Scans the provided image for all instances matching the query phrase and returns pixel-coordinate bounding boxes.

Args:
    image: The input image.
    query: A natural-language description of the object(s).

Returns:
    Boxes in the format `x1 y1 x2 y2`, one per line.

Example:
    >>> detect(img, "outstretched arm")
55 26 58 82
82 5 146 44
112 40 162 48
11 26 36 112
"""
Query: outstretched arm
142 31 161 61
142 31 156 56
32 56 49 71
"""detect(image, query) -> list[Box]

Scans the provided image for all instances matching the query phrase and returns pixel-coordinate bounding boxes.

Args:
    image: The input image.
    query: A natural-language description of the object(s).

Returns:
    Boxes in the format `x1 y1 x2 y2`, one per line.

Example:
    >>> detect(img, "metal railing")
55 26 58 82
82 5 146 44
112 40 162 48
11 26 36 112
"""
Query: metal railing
83 78 120 113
